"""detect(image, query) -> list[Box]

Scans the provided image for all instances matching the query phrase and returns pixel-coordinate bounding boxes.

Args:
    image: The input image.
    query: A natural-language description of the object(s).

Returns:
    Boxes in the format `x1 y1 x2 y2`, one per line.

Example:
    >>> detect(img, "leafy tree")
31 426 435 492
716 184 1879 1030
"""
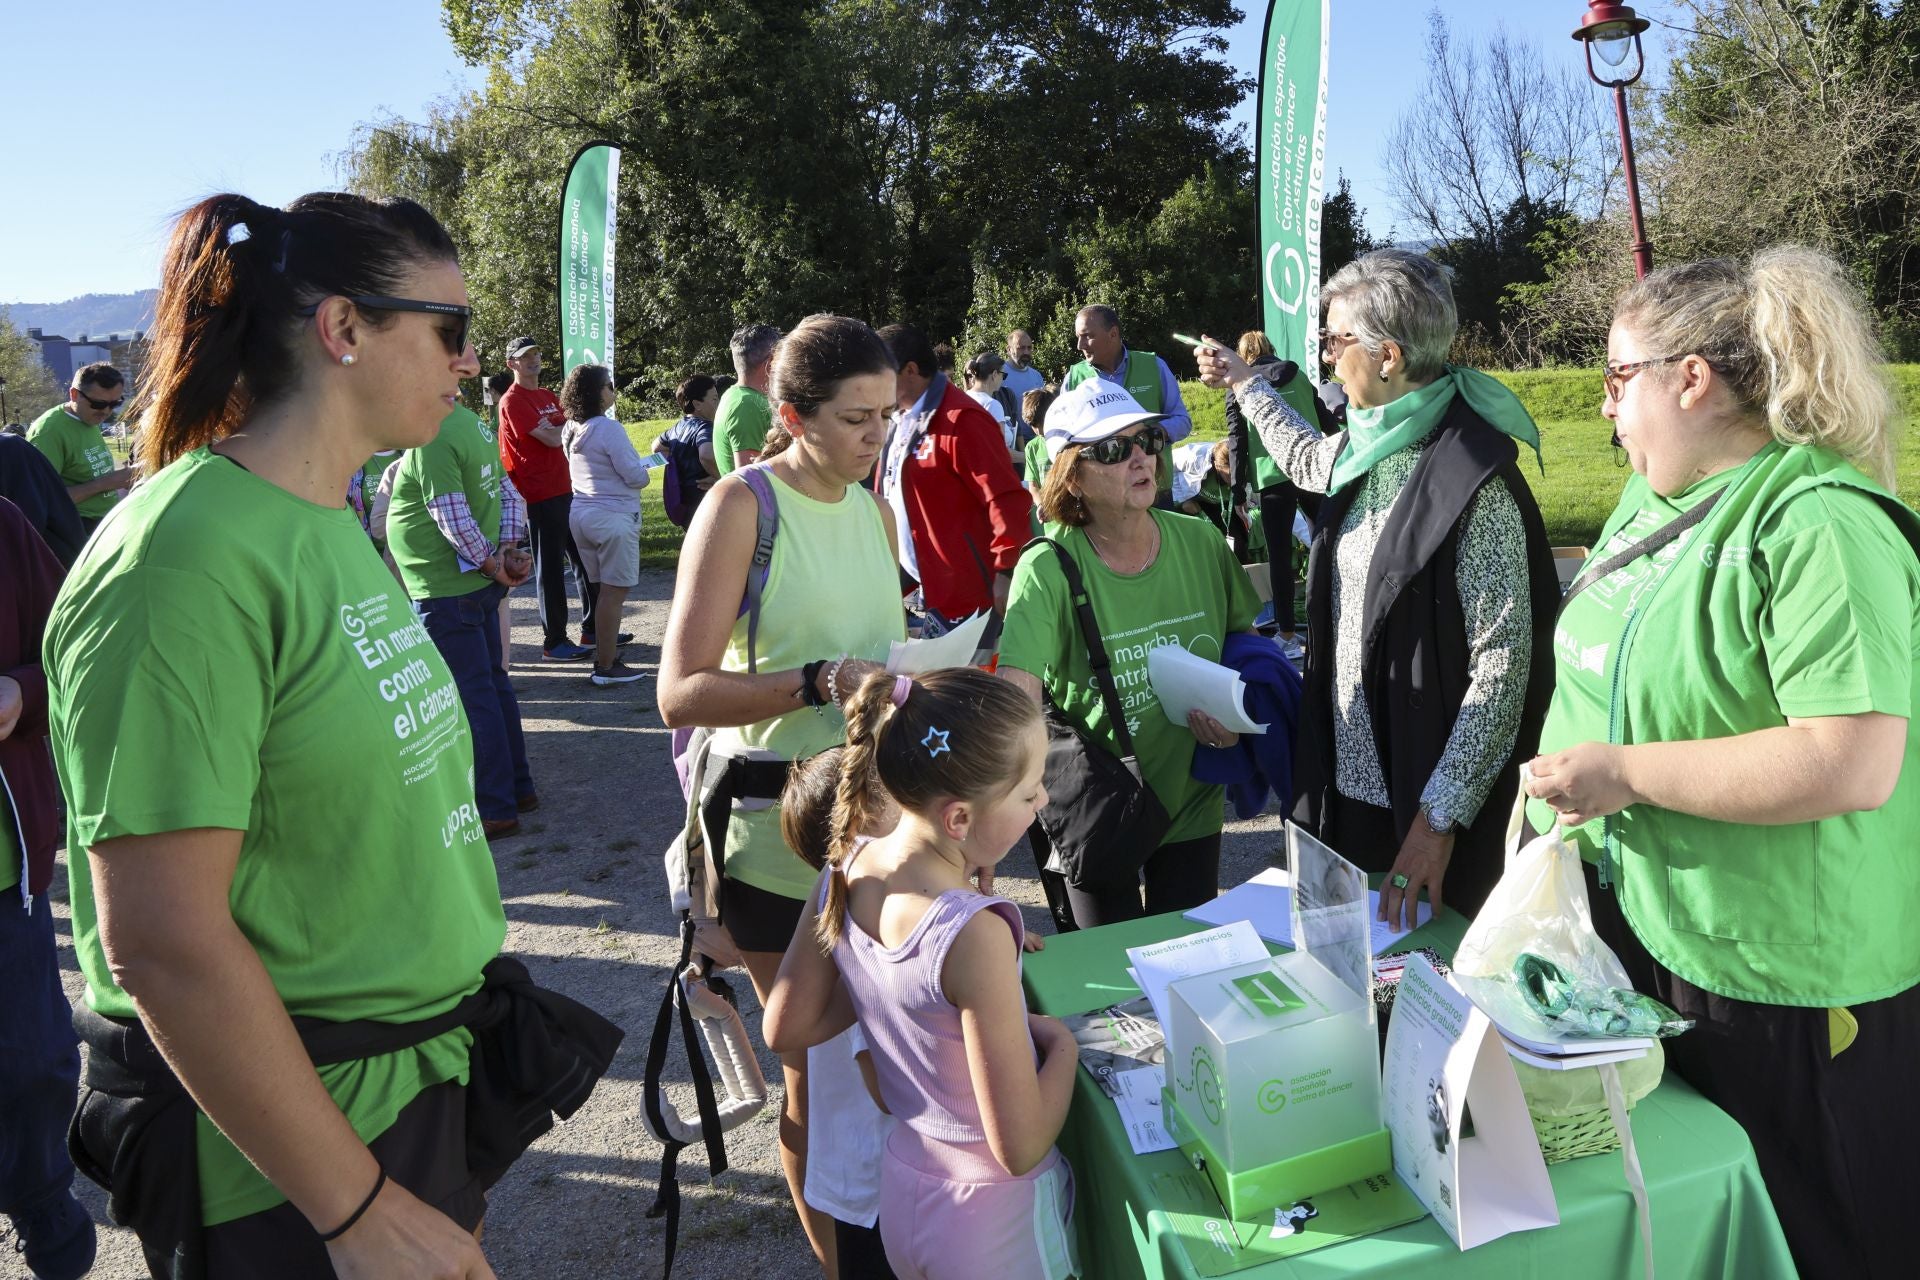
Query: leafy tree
1652 0 1920 347
0 311 60 426
1381 10 1617 364
1511 0 1920 363
1319 173 1377 281
335 0 1252 408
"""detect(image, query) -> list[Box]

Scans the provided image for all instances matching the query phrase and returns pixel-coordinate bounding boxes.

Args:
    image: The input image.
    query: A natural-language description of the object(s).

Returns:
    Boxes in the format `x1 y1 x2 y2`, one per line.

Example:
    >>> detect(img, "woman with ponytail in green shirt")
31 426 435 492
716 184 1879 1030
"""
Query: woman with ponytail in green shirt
1525 246 1920 1279
48 192 618 1279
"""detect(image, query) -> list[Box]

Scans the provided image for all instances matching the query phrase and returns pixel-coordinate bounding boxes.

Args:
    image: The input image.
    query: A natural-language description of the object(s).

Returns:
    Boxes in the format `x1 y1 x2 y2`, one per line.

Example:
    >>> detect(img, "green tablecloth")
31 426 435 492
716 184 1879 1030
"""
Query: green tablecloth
1023 909 1798 1280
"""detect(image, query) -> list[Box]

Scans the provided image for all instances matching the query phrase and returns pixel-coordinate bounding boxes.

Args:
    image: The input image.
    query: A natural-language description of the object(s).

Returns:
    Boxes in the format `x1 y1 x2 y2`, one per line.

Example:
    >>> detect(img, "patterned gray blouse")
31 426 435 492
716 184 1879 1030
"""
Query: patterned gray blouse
1235 376 1532 827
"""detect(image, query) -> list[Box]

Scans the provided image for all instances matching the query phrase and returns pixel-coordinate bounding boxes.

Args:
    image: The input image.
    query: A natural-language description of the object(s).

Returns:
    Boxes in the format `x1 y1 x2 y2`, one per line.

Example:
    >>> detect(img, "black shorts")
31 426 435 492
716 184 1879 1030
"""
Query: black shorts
196 1081 483 1279
722 875 807 954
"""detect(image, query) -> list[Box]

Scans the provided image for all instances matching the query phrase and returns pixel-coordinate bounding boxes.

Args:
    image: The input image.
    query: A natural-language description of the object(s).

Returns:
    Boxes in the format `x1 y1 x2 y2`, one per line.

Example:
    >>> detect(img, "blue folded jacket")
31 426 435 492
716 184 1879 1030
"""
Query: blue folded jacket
1190 630 1302 819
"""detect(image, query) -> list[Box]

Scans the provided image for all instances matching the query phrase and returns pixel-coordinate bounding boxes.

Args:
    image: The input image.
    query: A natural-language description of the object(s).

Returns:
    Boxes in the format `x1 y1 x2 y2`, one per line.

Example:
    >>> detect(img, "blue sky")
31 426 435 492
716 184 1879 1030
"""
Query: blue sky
1 1 1652 305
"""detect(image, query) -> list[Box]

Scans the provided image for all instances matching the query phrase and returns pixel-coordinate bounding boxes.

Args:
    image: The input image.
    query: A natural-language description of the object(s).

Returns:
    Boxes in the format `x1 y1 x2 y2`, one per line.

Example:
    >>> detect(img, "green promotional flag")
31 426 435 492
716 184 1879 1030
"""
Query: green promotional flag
1256 0 1330 374
558 140 621 377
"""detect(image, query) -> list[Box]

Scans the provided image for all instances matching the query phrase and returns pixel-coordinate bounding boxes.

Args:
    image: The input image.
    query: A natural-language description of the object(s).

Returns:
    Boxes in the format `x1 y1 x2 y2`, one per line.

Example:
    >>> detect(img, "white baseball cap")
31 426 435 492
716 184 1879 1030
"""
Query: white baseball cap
1043 380 1167 459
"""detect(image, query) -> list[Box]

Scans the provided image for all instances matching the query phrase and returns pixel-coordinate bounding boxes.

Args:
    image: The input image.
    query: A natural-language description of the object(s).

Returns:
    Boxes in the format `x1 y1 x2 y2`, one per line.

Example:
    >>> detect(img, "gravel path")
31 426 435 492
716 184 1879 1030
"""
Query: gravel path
49 566 1290 1279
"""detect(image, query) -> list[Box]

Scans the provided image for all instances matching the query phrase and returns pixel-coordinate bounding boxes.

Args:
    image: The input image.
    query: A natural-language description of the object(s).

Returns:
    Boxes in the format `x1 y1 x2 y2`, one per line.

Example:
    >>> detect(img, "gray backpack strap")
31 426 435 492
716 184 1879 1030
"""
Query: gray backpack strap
735 465 780 674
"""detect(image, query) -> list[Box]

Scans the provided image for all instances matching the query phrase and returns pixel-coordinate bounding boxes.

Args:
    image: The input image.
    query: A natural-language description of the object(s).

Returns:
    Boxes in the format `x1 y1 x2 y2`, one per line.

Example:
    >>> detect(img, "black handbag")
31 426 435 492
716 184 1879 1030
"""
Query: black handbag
1025 536 1172 886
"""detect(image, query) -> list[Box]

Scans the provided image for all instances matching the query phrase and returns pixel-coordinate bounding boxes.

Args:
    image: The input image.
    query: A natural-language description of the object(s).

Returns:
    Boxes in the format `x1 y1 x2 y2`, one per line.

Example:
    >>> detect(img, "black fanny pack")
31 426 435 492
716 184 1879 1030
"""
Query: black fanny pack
70 956 622 1280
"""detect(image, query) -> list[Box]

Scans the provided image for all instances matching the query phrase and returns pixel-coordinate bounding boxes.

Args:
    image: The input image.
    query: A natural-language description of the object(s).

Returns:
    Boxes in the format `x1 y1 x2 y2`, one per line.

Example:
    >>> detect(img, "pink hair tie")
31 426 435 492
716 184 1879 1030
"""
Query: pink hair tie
891 675 913 707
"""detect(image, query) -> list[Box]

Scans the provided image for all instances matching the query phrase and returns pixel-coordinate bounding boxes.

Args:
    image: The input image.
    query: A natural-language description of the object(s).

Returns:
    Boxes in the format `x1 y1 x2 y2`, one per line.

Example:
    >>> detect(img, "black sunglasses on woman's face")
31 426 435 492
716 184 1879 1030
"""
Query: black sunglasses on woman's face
297 295 473 357
1083 423 1169 465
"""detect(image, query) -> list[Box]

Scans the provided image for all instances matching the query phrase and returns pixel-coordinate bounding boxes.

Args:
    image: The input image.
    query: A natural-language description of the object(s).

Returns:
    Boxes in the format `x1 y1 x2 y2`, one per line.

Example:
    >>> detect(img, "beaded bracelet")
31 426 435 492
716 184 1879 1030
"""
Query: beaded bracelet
824 656 849 707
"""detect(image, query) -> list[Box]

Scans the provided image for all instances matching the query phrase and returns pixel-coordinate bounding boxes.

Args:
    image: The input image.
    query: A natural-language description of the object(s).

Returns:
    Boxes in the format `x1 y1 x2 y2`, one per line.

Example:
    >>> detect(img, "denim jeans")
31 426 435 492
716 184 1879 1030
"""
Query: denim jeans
527 493 596 649
0 891 83 1215
417 584 533 822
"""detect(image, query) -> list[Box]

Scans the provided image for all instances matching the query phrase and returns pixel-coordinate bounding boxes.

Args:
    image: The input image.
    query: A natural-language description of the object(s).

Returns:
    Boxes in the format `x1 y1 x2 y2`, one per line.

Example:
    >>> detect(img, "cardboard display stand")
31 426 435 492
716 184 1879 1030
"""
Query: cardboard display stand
1383 952 1558 1249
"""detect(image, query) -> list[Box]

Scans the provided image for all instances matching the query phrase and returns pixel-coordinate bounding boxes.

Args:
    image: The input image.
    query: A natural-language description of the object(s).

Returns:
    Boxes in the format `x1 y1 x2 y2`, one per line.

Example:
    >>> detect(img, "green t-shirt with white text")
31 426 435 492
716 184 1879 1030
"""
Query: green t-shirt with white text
45 447 506 1224
712 385 771 477
29 404 121 517
1528 442 1920 1004
1000 510 1262 841
387 406 502 600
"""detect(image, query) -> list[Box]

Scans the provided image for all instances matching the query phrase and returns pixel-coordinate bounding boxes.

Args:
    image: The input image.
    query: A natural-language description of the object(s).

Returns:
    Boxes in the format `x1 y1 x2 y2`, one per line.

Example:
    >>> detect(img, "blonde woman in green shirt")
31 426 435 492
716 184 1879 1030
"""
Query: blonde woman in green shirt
658 314 907 1276
1524 246 1920 1278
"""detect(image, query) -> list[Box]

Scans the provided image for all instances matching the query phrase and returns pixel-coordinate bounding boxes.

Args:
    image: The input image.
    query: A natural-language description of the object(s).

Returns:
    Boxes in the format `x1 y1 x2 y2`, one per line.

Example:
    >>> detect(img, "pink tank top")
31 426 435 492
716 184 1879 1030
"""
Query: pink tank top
824 868 1033 1147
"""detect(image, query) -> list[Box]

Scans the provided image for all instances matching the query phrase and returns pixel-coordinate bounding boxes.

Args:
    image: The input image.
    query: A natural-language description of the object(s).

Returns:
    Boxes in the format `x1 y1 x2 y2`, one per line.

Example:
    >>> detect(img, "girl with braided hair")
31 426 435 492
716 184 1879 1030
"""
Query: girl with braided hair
765 668 1081 1279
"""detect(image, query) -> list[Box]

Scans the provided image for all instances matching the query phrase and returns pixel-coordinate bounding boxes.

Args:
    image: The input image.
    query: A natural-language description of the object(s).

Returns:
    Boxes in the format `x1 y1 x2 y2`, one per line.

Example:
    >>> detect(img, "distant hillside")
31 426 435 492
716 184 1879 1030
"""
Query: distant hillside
2 290 159 339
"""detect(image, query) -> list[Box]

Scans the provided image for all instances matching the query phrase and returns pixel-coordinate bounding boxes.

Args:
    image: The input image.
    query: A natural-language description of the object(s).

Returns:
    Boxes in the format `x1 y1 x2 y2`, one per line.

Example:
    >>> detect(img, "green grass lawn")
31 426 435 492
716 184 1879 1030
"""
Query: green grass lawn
625 418 684 567
623 367 1920 565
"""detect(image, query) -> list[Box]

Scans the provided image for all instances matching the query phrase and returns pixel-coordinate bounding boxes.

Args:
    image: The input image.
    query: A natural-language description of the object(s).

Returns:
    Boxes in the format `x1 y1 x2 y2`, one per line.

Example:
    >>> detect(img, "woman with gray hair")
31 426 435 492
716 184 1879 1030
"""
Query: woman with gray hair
1195 249 1560 929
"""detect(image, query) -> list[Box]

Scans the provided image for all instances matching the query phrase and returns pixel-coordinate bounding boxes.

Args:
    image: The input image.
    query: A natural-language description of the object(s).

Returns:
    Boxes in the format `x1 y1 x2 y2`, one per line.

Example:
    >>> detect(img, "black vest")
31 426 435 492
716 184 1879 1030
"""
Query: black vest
1292 398 1561 917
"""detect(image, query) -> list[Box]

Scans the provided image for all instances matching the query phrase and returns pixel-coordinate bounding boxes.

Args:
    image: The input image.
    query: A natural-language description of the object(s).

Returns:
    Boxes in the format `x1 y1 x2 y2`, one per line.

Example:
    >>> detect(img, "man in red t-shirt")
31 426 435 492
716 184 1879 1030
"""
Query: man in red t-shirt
498 336 595 661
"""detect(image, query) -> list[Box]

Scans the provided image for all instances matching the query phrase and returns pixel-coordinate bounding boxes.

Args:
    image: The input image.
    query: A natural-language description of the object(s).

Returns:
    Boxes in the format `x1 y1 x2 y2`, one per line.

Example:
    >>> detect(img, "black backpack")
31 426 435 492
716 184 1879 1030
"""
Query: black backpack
660 428 709 528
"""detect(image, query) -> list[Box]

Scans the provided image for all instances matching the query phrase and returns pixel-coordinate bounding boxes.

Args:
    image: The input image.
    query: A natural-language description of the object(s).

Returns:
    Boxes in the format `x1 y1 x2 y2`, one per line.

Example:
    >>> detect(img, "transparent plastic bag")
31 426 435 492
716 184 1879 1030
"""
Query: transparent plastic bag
1453 770 1691 1044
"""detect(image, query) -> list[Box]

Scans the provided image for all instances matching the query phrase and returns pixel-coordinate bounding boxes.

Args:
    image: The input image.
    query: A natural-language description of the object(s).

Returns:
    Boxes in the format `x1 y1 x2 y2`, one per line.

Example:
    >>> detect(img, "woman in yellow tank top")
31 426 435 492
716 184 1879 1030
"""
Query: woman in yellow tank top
659 314 907 1274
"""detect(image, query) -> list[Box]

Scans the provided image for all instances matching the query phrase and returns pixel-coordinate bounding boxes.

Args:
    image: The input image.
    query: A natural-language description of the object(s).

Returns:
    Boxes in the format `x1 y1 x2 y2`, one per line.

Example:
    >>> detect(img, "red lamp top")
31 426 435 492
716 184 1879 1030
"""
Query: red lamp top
1571 3 1652 43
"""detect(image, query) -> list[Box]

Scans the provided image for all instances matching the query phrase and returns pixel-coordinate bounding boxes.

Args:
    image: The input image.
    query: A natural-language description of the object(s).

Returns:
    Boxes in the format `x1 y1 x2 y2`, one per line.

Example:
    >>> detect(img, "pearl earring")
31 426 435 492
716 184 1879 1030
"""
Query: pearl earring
340 354 356 366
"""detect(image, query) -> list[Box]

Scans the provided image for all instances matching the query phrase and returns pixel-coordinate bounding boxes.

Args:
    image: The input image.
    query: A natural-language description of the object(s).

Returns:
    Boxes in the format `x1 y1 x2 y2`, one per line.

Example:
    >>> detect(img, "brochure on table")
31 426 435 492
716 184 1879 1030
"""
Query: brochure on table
1382 952 1557 1249
1060 997 1176 1156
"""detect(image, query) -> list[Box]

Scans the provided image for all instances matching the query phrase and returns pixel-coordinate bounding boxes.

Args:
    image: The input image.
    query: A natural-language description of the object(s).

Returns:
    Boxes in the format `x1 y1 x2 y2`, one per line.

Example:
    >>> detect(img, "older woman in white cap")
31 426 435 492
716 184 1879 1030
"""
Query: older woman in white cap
998 380 1263 927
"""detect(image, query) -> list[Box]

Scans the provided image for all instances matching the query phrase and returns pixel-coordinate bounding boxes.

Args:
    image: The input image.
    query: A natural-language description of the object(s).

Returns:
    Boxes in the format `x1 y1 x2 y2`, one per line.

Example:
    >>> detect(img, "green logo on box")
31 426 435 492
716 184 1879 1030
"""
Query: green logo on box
1233 971 1307 1019
1193 1047 1224 1125
1257 1079 1289 1114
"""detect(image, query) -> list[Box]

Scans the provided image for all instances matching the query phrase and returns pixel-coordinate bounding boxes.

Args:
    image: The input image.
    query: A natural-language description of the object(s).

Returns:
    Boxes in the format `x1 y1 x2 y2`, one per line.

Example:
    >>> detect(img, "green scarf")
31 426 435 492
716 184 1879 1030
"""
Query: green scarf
1329 364 1543 493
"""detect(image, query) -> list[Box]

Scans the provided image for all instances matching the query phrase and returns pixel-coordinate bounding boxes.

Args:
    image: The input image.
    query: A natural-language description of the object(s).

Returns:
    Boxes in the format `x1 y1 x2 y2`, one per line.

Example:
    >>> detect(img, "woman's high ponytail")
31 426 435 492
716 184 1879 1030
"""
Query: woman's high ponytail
135 190 459 476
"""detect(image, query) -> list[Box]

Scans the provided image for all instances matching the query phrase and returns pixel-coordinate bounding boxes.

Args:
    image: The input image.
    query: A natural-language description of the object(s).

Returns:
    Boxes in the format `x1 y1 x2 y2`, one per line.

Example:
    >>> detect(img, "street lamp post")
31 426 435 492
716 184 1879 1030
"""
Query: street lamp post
1572 3 1654 279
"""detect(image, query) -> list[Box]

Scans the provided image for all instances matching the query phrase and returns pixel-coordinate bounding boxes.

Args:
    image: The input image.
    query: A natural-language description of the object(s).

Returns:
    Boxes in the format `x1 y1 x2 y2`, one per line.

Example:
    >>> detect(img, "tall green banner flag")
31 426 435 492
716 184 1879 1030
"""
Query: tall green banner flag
558 140 621 377
1257 0 1330 375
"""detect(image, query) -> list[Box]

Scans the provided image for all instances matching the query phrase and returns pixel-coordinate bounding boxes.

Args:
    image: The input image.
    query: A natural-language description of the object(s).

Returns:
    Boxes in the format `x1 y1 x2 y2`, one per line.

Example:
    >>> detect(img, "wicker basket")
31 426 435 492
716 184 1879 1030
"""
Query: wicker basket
1530 1105 1622 1164
1513 1041 1663 1165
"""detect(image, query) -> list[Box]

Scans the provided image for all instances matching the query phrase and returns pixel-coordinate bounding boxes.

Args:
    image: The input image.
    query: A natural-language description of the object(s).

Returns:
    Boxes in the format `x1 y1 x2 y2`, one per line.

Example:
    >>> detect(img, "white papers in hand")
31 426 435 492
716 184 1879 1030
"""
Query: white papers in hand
885 611 991 674
1146 643 1266 735
1183 868 1434 955
1124 920 1270 1029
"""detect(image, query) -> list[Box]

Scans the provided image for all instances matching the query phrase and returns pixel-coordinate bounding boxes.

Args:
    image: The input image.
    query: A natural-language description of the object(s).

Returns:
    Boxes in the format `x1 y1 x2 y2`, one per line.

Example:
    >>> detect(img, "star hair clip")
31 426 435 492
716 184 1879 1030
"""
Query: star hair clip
921 727 951 759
